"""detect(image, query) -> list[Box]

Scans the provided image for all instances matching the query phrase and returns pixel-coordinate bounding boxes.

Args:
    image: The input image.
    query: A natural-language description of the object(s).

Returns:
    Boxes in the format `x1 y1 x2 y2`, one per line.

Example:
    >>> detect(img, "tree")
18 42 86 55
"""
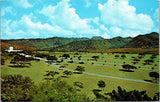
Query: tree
92 56 99 60
1 59 5 65
1 74 34 101
47 56 57 60
144 59 153 65
62 54 70 59
63 70 72 76
97 80 106 91
133 59 140 62
75 66 85 73
122 64 137 71
114 55 119 59
121 55 126 59
149 72 159 81
108 86 153 101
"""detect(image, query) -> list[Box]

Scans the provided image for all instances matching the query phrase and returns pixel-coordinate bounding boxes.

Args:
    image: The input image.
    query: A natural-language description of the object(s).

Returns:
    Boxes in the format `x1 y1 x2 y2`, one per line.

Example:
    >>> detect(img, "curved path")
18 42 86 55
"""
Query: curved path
19 53 159 84
52 63 159 84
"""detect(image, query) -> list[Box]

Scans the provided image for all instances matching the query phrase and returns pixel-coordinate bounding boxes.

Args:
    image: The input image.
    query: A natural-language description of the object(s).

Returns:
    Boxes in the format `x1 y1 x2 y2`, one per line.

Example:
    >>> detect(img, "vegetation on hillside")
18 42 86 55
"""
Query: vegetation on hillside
1 75 88 101
1 42 37 52
2 37 90 49
123 32 159 48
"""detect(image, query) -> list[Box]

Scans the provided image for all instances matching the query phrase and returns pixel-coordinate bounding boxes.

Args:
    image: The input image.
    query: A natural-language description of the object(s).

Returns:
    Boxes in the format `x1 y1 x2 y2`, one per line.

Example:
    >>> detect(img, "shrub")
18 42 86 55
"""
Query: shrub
62 54 70 59
28 78 87 101
1 74 34 101
47 56 57 60
79 62 84 64
108 86 153 101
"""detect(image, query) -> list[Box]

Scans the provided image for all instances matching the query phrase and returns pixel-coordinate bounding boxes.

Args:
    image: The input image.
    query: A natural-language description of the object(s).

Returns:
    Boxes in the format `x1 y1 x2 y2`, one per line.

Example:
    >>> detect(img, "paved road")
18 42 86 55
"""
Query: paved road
19 53 159 84
52 63 159 84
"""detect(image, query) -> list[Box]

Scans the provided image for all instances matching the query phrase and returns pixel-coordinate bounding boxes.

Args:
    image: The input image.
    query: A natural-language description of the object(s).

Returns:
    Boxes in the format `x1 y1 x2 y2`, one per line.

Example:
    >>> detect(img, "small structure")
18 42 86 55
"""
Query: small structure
5 46 23 53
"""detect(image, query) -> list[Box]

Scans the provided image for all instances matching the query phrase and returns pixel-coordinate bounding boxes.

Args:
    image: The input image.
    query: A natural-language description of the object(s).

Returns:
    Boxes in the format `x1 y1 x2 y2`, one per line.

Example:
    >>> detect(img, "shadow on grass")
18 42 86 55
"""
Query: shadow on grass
61 76 68 78
73 72 83 74
119 69 134 72
92 89 107 99
144 79 159 84
8 65 29 68
92 89 102 92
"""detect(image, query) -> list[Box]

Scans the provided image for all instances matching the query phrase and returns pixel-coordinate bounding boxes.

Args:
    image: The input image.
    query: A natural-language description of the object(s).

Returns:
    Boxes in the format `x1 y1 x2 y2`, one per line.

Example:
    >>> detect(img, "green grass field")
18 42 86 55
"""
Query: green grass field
1 52 159 99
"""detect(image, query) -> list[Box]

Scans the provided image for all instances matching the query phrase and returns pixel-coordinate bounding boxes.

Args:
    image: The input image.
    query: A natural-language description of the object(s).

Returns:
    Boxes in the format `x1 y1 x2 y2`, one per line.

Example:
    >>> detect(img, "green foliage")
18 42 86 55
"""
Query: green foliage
62 54 70 58
92 56 99 59
1 59 5 65
73 81 84 88
97 80 106 89
108 86 156 101
2 37 90 49
123 32 159 49
1 75 88 101
122 64 137 70
44 71 59 77
47 55 57 60
63 70 72 76
75 66 85 73
114 55 119 58
1 74 34 101
28 78 88 101
121 54 126 59
149 72 159 80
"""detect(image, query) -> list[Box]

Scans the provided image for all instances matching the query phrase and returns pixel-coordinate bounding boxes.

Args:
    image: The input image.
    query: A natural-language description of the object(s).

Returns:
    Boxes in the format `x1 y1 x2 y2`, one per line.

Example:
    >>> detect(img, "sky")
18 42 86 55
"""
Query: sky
1 0 159 39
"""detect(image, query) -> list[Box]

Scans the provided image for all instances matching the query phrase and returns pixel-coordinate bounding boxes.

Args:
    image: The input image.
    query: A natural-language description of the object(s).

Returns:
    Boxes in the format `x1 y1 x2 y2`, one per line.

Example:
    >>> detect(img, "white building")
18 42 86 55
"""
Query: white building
5 46 23 53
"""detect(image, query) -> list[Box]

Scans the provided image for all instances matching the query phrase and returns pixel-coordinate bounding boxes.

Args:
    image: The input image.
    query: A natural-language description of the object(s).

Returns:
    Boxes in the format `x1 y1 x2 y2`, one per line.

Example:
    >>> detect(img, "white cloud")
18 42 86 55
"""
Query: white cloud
109 26 141 37
1 6 15 16
154 8 159 22
85 0 91 7
101 32 110 38
1 15 75 39
12 0 33 9
39 0 99 35
100 25 109 33
110 27 122 35
98 0 154 33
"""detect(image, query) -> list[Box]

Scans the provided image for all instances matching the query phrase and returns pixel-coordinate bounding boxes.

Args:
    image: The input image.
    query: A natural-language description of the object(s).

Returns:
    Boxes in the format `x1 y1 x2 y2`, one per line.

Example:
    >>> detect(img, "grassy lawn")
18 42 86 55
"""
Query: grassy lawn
1 52 159 99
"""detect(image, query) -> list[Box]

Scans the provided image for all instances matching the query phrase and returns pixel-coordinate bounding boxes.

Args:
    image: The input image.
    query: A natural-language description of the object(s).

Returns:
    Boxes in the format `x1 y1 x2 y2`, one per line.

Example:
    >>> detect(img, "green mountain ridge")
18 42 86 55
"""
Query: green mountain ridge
2 32 159 50
2 37 90 49
55 37 133 51
55 32 159 51
123 32 159 48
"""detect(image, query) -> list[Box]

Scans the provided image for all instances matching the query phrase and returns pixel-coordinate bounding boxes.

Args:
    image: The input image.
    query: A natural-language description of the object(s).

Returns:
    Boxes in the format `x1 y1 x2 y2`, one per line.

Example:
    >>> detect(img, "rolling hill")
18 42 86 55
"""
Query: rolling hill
1 32 158 51
55 32 158 51
1 42 38 52
54 37 133 51
123 32 159 48
1 37 89 49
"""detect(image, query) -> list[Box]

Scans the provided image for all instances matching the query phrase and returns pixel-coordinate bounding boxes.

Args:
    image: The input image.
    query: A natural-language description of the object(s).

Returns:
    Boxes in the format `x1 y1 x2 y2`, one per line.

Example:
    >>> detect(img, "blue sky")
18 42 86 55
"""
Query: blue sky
1 0 159 39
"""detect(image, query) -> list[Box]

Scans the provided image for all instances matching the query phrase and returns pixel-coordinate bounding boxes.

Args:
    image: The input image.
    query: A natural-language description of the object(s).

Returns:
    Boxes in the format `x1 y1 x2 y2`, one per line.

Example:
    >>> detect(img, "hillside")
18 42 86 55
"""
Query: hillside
1 42 38 52
108 36 132 49
1 32 158 50
123 32 159 48
54 39 112 51
1 37 89 49
54 37 133 51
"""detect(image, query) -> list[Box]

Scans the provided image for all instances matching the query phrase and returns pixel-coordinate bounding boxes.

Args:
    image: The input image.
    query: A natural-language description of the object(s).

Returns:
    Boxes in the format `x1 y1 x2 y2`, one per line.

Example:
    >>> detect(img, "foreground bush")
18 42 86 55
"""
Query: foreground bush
28 78 87 101
107 86 159 101
1 74 34 101
1 75 88 101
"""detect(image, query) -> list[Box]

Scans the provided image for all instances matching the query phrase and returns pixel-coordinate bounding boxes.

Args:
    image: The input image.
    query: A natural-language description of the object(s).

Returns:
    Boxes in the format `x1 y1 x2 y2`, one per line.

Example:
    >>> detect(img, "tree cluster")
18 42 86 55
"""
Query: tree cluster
108 86 158 101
